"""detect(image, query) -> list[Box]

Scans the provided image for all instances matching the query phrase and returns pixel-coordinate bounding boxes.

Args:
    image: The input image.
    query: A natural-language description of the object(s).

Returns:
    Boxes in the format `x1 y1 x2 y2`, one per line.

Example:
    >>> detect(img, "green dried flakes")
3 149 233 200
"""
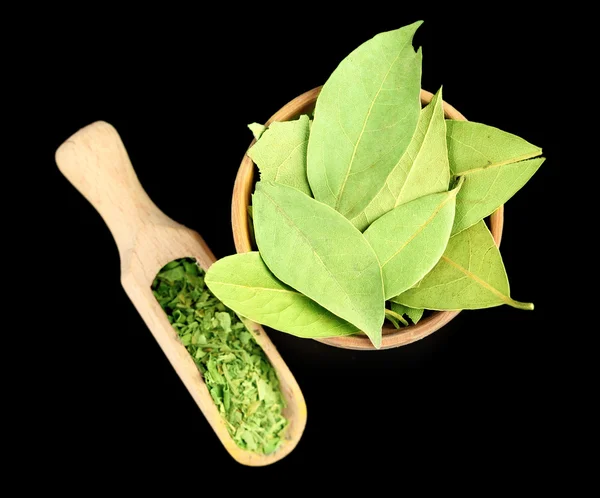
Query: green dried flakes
151 257 288 455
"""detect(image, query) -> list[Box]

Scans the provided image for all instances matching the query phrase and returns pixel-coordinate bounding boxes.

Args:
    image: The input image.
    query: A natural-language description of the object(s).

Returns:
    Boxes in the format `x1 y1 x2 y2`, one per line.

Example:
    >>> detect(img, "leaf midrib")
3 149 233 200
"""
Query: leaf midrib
271 139 309 181
381 189 458 267
392 105 438 208
351 109 426 223
350 94 443 224
440 253 511 305
449 136 542 176
206 280 301 295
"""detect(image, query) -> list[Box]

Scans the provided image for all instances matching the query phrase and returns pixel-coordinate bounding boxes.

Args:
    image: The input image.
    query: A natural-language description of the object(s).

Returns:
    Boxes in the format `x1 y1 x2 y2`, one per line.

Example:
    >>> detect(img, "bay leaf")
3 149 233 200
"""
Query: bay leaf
247 115 312 196
352 87 450 231
253 181 385 348
205 252 359 338
390 302 424 325
307 22 423 220
394 220 534 310
447 120 545 234
364 183 461 300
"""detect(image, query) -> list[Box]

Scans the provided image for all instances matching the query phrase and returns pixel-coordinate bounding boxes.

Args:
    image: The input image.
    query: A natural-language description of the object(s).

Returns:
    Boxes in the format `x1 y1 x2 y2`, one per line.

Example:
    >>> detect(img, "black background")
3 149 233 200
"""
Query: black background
34 10 568 485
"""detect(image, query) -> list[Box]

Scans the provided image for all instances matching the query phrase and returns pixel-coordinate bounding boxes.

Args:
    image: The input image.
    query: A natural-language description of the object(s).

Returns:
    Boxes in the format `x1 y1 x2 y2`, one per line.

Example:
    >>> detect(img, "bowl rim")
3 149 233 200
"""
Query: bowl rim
231 86 504 351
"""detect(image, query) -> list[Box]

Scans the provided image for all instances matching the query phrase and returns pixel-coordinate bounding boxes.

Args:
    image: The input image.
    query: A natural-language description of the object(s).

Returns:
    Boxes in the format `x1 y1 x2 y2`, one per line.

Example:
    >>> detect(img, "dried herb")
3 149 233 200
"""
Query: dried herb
152 258 288 454
363 183 461 300
446 120 545 235
394 221 534 310
211 22 543 347
247 115 312 196
252 181 384 347
352 88 450 231
205 252 358 338
307 22 423 219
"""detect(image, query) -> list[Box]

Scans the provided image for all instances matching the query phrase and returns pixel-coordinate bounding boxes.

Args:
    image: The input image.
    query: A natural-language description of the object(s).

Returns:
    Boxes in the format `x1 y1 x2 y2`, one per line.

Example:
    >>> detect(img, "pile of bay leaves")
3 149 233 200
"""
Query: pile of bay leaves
205 21 545 348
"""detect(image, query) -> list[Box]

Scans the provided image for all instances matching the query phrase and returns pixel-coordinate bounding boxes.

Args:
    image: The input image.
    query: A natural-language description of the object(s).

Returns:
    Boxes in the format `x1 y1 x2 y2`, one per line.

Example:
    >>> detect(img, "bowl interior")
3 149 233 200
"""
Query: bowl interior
231 86 504 350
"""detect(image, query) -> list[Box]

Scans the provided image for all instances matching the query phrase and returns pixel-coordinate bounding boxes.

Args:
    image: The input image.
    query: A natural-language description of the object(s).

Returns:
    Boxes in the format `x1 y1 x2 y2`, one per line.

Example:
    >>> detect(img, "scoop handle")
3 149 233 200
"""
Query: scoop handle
55 121 172 252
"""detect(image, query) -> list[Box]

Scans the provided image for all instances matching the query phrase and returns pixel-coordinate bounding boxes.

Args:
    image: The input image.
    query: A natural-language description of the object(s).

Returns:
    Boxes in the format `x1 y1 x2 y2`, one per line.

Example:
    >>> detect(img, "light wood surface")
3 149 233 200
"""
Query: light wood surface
56 121 306 465
231 87 504 350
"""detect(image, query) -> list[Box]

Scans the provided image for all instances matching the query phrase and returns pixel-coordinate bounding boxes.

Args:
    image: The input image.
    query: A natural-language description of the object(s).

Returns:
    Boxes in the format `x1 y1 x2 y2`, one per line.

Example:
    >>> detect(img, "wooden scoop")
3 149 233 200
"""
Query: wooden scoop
56 121 307 466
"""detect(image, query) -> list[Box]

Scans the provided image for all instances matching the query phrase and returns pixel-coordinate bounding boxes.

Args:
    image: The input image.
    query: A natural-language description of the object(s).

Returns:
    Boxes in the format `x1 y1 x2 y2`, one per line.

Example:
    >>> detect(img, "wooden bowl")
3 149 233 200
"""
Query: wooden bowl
232 87 504 351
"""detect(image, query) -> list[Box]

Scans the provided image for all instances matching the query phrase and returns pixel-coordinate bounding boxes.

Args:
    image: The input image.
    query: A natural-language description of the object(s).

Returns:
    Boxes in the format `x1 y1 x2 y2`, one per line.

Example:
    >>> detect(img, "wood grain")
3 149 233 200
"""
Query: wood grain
56 121 306 465
231 87 504 350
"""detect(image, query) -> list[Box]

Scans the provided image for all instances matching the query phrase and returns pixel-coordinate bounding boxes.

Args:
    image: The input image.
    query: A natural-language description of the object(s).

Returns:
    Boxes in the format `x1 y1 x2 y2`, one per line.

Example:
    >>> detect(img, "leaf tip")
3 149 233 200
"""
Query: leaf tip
453 175 466 192
427 86 444 111
367 328 383 349
248 122 266 141
394 20 424 48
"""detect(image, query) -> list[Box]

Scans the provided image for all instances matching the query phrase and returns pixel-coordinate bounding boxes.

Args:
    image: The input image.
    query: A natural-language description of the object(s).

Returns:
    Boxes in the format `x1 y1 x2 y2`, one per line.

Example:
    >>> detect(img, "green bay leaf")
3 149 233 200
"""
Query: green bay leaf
352 87 450 231
364 184 461 300
253 181 385 348
394 220 534 310
205 252 359 339
248 115 312 196
307 22 423 220
390 302 424 325
447 120 544 234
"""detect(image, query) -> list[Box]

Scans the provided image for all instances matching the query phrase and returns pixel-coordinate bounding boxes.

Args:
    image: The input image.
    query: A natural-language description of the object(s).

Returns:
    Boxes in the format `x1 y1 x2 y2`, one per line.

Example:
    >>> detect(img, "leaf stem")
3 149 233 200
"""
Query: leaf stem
509 300 534 311
385 308 409 326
